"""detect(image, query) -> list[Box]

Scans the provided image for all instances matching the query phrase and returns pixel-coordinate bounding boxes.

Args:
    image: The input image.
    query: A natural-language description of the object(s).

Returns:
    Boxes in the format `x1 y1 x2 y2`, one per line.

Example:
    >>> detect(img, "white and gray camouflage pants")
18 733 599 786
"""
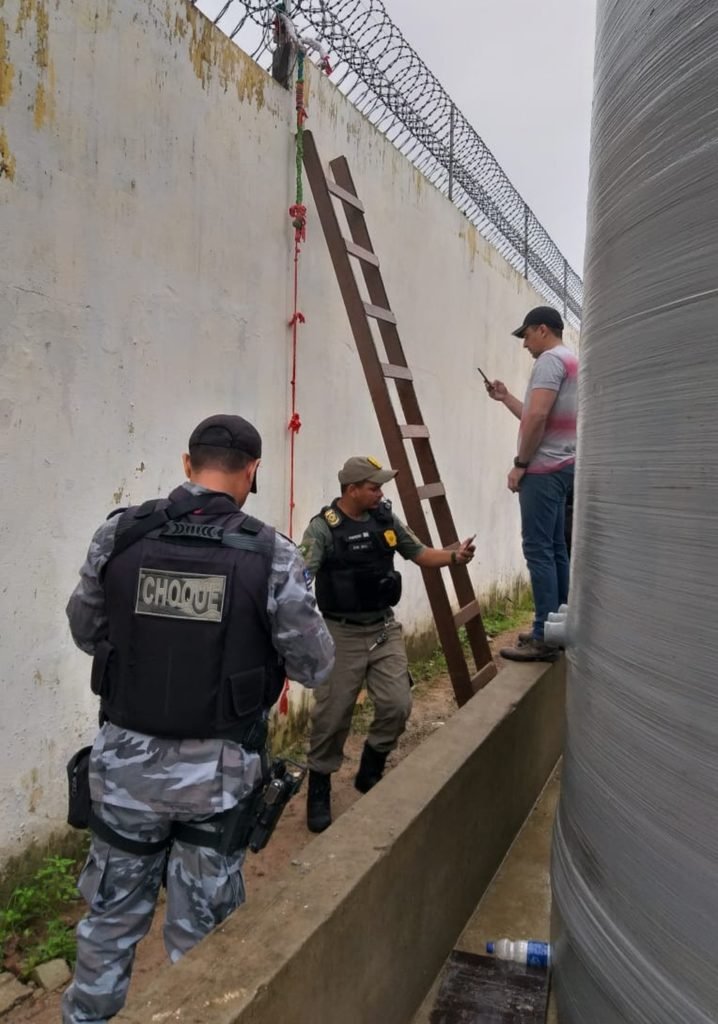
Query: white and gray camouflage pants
62 802 246 1023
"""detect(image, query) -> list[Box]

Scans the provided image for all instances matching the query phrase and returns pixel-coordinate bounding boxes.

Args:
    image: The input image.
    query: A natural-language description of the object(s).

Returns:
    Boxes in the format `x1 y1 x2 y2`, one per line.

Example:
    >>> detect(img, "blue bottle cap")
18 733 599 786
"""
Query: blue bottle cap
486 942 495 954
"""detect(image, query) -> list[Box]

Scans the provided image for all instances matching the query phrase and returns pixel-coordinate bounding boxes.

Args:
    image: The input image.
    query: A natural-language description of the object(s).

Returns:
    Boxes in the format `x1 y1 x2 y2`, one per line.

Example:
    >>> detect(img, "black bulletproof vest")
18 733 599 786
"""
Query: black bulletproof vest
93 487 284 740
314 499 402 614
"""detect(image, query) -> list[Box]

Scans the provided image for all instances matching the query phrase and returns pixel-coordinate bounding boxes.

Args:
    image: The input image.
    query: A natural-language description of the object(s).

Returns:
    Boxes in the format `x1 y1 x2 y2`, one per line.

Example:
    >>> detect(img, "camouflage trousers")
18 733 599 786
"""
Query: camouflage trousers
61 802 247 1023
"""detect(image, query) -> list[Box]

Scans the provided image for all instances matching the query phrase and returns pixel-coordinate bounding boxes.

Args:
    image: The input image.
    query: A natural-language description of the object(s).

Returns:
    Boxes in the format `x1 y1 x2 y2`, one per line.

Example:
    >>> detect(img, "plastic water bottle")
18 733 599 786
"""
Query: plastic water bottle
486 939 551 969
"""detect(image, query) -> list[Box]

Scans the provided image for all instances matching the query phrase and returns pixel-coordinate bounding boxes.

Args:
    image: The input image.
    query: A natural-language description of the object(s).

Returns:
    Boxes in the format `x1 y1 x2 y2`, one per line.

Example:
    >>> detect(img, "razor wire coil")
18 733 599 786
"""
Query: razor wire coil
190 0 583 325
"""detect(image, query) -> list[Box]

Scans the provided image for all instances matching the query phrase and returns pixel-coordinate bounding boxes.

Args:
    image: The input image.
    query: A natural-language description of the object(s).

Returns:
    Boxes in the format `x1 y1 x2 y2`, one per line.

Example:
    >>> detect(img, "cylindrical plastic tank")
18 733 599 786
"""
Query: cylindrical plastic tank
551 3 718 1022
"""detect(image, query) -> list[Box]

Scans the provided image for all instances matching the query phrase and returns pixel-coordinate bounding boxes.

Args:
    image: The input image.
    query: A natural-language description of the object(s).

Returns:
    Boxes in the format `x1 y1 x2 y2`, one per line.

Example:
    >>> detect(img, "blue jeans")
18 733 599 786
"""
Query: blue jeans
518 465 574 641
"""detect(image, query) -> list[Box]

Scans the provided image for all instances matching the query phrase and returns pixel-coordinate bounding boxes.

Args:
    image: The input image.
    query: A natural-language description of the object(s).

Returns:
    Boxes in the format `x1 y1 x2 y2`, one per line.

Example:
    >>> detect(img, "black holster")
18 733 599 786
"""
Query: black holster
67 746 93 829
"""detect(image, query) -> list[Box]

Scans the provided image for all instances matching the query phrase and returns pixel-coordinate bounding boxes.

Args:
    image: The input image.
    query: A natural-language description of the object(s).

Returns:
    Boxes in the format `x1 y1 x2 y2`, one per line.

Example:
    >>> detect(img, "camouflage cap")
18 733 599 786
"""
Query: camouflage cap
338 456 398 486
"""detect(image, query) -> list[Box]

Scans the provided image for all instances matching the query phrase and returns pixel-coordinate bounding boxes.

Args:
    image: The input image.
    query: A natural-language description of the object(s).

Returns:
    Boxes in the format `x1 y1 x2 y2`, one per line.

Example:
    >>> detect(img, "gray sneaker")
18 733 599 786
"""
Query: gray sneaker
500 639 559 662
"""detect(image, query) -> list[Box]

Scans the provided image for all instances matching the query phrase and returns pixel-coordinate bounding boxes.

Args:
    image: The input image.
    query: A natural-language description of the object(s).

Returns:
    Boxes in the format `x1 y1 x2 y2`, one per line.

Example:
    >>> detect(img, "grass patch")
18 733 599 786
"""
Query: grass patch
0 853 85 978
350 586 535 731
407 584 534 698
272 736 309 763
480 582 534 638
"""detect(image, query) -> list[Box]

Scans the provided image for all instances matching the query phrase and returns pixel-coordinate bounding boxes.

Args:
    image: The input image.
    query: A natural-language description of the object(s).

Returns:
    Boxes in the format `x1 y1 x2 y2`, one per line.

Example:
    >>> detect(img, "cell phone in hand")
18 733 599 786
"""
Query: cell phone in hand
477 367 492 387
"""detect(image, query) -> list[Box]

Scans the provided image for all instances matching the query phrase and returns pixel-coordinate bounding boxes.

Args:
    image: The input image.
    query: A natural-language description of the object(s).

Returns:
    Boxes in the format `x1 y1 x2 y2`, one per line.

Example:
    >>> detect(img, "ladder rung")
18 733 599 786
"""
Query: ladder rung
454 599 482 628
471 662 498 693
417 482 446 500
327 180 365 212
400 424 430 439
381 362 413 381
364 302 397 325
345 239 380 267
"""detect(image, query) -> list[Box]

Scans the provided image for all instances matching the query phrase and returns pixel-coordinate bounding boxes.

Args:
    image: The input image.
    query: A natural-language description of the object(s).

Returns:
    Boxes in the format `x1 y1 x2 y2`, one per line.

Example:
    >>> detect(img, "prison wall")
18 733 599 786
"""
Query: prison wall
0 0 577 865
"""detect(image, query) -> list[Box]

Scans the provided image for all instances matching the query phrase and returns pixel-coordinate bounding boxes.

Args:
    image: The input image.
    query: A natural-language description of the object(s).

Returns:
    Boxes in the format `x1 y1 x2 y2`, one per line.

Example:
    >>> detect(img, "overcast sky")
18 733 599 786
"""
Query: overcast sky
381 0 597 273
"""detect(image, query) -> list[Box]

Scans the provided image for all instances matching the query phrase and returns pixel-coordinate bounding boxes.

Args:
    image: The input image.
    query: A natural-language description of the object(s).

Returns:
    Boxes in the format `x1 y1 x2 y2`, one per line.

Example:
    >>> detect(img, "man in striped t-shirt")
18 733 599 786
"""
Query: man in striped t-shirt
487 306 577 661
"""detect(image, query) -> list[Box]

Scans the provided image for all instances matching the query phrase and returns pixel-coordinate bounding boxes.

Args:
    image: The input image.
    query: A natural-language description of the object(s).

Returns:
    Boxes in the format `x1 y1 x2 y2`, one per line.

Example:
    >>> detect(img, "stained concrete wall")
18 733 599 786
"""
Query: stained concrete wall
0 0 577 866
116 659 565 1024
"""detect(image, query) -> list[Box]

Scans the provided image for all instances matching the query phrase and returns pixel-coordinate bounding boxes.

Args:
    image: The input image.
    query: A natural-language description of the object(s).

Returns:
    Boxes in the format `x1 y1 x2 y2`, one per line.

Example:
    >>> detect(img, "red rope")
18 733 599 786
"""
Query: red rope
279 59 310 716
286 46 308 542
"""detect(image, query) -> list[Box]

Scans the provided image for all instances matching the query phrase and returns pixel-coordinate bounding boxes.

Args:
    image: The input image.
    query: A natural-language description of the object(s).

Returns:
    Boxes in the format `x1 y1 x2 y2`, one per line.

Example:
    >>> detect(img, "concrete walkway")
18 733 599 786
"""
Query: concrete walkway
115 660 565 1024
414 769 560 1023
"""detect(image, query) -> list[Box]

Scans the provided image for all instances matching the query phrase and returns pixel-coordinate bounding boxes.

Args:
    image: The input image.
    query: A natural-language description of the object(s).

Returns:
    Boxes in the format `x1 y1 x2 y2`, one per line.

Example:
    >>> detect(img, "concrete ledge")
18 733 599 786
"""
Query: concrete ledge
117 659 565 1024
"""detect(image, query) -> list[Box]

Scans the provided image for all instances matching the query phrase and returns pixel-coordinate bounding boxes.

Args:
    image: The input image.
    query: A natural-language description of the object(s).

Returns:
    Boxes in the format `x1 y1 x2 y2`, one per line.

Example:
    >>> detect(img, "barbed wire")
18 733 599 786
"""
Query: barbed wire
190 0 583 324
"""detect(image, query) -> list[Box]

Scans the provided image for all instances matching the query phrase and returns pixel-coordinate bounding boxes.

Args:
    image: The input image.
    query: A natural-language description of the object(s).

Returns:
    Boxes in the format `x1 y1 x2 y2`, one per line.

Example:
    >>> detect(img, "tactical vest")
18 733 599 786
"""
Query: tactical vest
93 487 284 741
314 499 402 614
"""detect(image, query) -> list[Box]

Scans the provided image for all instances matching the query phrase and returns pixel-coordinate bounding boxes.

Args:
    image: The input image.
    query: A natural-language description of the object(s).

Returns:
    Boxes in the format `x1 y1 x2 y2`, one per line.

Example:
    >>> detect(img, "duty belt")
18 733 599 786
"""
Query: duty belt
323 613 391 626
100 713 269 751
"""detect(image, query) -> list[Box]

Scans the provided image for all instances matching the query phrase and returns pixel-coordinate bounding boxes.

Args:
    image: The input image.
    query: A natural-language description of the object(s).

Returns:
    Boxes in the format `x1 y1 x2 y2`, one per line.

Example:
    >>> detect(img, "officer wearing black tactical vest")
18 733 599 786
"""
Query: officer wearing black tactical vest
300 456 476 833
62 415 334 1024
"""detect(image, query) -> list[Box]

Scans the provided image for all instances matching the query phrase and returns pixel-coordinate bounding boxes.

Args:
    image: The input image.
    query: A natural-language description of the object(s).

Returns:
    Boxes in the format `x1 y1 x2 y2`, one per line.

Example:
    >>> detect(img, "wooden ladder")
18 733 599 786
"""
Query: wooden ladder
303 130 497 706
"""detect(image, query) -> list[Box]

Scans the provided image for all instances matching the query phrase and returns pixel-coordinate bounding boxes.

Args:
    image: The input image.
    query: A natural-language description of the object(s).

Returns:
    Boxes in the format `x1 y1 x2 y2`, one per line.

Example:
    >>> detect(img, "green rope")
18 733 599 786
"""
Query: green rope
295 50 305 207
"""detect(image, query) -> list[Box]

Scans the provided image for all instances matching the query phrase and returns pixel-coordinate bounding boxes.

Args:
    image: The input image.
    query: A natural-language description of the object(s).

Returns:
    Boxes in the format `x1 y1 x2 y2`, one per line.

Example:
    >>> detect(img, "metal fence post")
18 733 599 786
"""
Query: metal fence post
217 0 583 322
563 258 568 318
448 103 455 201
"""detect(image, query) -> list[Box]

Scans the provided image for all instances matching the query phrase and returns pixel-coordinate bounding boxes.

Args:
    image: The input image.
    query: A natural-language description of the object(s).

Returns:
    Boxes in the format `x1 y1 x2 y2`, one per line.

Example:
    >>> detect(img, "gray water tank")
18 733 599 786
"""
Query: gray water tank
551 2 718 1022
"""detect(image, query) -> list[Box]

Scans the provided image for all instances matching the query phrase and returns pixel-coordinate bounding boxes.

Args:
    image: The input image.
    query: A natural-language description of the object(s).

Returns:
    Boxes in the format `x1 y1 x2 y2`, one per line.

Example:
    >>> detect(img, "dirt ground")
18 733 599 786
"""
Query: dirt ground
7 626 525 1023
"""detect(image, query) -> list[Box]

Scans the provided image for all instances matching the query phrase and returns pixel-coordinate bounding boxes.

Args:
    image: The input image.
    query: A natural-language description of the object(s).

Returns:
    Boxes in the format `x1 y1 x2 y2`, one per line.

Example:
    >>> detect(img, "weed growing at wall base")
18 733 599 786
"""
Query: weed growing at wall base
409 584 534 691
351 586 534 732
0 854 82 978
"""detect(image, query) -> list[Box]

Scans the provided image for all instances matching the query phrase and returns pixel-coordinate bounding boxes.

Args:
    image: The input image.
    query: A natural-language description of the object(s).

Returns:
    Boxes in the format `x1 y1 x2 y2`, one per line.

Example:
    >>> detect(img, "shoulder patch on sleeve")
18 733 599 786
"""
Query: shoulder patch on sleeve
323 506 342 528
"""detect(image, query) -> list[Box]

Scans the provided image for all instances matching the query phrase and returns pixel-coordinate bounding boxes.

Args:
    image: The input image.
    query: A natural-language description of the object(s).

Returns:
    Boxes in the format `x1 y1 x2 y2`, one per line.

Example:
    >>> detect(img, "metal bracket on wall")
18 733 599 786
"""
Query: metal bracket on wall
302 130 497 706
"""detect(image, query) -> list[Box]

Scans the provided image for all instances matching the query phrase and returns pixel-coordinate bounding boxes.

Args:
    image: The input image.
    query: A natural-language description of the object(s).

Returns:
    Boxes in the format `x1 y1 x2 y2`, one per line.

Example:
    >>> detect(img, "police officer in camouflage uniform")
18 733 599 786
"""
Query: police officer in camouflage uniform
300 456 475 833
62 414 334 1024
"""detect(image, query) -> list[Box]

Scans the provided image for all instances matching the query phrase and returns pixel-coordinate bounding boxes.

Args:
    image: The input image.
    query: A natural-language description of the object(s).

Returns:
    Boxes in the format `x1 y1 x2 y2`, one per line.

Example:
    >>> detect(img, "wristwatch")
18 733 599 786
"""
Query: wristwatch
513 457 530 469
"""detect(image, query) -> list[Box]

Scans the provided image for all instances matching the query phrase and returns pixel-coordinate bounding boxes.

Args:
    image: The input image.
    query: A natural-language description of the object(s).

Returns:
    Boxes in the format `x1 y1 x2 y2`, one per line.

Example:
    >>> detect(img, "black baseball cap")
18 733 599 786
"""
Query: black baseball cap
511 306 564 338
188 414 261 492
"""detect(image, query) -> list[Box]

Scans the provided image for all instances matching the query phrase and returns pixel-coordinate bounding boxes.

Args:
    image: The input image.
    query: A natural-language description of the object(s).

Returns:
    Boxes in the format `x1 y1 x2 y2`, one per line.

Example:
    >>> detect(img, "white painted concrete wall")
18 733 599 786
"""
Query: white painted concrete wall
0 0 577 865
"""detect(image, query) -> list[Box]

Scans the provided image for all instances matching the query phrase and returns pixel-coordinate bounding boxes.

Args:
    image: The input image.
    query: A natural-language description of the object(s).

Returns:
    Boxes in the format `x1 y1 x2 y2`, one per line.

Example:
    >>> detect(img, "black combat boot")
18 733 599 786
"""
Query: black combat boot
306 770 332 833
354 742 389 794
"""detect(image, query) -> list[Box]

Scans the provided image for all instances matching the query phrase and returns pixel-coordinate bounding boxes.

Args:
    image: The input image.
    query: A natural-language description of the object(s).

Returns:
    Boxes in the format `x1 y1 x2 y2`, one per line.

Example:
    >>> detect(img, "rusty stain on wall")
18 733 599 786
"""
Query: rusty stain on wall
33 58 55 127
16 0 49 66
178 3 266 111
460 224 479 273
34 79 46 127
15 0 38 34
0 18 15 106
16 0 55 128
0 127 16 179
34 0 48 67
236 59 267 109
22 768 44 814
173 12 187 40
